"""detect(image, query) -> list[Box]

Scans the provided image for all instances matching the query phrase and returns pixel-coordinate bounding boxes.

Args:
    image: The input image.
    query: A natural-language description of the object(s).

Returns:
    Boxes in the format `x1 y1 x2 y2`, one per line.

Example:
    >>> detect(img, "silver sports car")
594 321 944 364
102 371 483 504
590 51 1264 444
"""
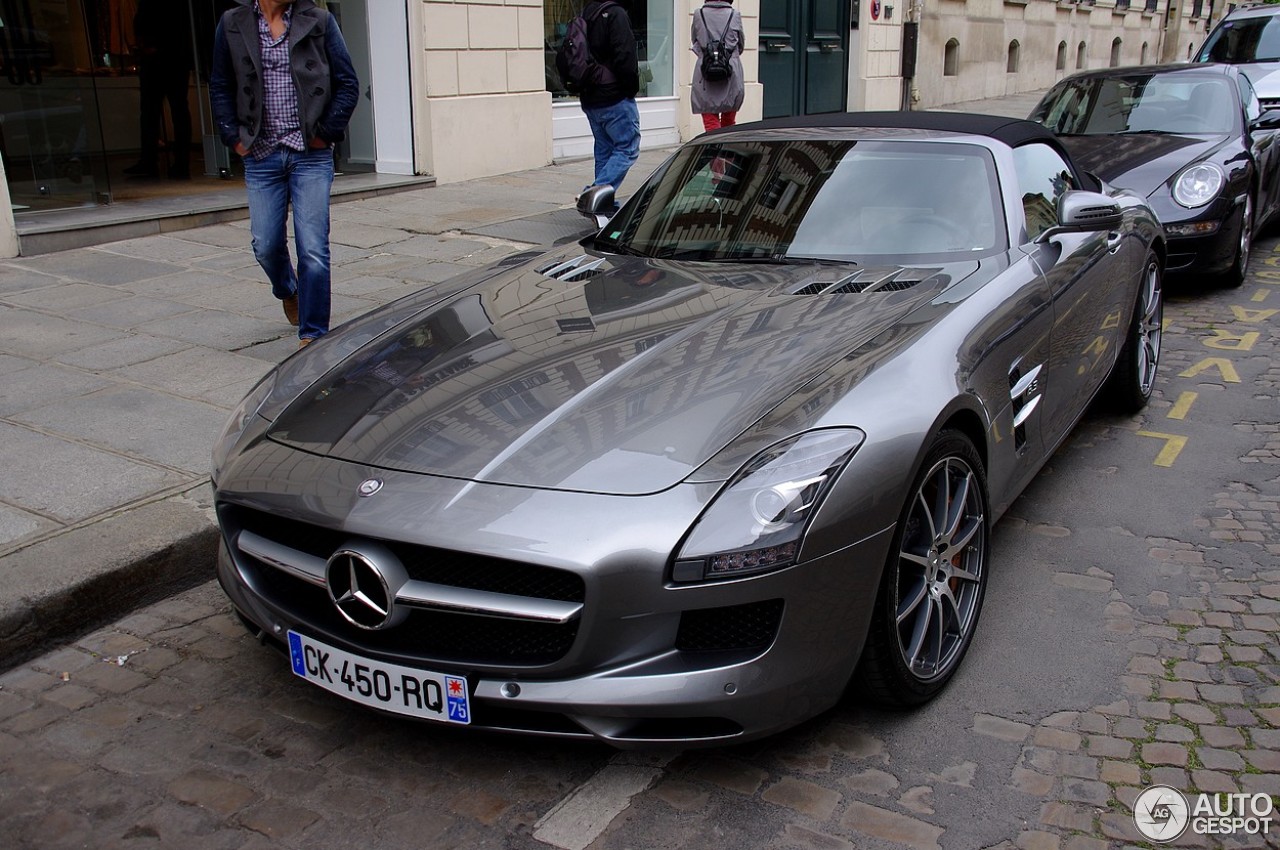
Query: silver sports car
213 112 1165 746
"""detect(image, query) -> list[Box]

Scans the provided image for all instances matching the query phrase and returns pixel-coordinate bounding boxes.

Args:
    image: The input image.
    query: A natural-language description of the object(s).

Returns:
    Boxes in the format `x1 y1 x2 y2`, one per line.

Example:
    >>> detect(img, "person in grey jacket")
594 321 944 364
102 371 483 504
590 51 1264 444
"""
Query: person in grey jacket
210 0 359 347
691 0 744 131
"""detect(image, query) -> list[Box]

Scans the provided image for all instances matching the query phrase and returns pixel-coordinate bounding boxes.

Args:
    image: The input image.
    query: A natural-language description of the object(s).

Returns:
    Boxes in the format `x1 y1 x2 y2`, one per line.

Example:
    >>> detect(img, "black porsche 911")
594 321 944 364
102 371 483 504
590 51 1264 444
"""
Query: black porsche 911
1031 63 1280 286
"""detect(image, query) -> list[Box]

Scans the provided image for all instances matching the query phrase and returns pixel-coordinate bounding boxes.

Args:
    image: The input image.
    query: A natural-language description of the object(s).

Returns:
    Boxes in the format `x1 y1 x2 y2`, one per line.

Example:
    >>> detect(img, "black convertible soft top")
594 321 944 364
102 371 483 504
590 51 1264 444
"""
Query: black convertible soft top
724 110 1061 149
713 110 1100 189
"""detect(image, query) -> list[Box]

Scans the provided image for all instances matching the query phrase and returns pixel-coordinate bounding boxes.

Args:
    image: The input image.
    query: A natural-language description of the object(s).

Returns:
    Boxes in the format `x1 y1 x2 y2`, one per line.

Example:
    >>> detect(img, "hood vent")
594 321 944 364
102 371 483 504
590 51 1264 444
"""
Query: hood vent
537 255 608 283
794 267 941 296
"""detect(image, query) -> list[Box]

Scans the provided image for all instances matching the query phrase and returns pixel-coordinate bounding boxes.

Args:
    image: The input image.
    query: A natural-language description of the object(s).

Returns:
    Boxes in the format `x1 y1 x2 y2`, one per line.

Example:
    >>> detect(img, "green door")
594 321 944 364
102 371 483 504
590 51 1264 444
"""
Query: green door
760 0 849 119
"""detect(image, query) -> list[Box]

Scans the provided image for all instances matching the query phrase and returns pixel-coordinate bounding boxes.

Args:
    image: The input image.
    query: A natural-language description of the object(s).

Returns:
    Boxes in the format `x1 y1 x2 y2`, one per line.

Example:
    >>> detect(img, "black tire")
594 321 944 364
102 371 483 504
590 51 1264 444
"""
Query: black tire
1222 193 1253 288
854 430 990 708
1104 253 1162 414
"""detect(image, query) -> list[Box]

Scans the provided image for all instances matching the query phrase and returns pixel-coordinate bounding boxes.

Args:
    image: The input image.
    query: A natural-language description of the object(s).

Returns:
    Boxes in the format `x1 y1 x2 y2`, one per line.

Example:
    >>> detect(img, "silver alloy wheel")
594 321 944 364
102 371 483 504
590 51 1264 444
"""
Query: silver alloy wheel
1239 194 1253 276
893 455 987 681
1136 259 1163 397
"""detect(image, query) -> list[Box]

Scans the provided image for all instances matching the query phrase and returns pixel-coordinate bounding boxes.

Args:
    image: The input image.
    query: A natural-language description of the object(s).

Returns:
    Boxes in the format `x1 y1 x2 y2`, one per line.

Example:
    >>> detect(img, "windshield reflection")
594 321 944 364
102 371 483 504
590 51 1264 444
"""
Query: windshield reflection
597 138 1005 262
1032 74 1238 136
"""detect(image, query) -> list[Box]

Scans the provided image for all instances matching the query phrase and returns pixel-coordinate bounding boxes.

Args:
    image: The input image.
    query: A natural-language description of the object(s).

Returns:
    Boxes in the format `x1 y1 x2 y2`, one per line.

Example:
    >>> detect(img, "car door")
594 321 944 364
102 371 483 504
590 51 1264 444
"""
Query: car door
1012 143 1134 453
1239 72 1280 228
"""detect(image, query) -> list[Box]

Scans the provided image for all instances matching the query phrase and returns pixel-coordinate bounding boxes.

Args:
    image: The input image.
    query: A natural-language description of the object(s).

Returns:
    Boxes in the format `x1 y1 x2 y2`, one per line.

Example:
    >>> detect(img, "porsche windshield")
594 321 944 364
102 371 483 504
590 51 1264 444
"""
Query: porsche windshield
596 139 1005 262
1032 74 1238 136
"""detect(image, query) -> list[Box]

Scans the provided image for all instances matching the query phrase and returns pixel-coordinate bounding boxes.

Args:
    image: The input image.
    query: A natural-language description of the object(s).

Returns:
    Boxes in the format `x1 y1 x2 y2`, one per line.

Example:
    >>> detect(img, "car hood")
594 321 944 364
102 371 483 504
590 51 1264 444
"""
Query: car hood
267 252 977 494
1058 133 1228 199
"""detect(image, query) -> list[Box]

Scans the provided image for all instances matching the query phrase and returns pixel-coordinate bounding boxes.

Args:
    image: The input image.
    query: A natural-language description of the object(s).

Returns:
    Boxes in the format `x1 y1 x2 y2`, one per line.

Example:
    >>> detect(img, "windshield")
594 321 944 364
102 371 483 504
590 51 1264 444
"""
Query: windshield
1031 74 1238 136
594 138 1006 262
1198 16 1280 63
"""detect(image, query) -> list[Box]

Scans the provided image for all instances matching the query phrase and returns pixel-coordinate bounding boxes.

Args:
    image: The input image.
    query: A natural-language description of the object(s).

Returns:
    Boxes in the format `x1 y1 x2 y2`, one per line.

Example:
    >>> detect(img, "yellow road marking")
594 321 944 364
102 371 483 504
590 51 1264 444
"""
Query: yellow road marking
1167 391 1197 420
1136 431 1188 468
1179 357 1241 383
1229 306 1277 323
1253 290 1270 303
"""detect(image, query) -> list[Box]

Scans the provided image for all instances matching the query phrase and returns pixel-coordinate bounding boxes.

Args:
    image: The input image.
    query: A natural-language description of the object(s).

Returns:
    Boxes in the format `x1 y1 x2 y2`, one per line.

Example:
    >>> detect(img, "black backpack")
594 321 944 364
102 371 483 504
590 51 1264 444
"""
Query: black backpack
699 8 734 82
556 2 618 94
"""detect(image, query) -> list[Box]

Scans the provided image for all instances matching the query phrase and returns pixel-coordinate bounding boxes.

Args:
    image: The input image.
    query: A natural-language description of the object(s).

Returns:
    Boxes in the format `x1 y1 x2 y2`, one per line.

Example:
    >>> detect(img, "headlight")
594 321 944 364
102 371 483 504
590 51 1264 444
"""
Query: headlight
1172 163 1224 208
211 372 276 484
672 429 864 583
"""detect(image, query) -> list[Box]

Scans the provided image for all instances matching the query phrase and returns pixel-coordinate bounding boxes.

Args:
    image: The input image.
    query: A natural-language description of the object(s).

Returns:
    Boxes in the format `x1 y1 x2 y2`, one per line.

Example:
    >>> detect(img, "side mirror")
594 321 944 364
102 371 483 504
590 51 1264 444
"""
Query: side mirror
1037 190 1123 241
577 185 617 230
1251 109 1280 132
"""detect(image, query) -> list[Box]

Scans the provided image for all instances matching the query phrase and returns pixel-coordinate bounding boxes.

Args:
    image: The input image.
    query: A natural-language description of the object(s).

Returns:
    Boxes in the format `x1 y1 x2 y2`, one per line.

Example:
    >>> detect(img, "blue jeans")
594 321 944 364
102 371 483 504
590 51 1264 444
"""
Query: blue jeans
583 98 641 197
243 146 335 340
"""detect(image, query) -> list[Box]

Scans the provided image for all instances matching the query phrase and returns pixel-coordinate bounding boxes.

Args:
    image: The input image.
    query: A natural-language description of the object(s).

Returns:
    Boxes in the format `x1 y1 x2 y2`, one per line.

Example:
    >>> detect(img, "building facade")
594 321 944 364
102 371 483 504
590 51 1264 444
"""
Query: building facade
0 0 1225 256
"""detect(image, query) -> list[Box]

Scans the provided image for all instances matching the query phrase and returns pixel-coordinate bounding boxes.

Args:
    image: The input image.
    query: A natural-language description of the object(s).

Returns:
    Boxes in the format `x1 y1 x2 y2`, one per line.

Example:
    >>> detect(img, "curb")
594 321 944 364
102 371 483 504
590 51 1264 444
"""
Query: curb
0 493 220 670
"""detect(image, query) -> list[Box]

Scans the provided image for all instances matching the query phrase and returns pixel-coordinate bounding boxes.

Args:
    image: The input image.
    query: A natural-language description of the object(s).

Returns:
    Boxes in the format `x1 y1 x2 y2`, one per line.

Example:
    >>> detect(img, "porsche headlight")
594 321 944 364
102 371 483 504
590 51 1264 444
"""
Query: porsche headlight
672 429 864 583
211 372 276 484
1172 163 1224 209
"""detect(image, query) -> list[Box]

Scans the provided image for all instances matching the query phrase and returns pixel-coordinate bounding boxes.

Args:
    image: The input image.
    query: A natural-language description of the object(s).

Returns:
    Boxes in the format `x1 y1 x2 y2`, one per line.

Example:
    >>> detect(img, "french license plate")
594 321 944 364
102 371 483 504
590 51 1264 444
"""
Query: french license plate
286 631 470 724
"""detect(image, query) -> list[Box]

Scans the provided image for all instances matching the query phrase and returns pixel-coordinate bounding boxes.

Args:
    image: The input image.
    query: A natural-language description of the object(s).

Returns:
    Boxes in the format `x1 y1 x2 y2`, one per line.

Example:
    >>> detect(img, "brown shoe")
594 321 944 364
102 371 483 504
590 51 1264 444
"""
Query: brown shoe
298 337 313 349
283 294 299 326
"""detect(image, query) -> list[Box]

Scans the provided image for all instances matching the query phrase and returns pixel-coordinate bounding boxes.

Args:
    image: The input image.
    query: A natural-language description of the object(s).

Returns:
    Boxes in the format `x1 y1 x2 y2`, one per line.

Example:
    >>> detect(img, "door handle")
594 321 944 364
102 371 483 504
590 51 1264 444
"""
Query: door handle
764 40 790 52
1106 232 1123 254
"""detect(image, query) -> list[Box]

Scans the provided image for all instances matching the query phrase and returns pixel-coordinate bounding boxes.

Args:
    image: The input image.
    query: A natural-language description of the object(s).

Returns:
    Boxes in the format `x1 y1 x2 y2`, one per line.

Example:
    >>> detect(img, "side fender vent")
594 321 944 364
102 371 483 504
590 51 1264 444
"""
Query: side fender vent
537 255 608 282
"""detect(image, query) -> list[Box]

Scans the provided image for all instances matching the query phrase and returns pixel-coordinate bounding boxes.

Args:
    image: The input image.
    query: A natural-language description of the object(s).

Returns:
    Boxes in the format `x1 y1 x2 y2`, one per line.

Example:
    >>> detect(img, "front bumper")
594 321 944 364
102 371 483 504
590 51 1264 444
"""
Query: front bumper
216 520 894 747
1160 198 1245 277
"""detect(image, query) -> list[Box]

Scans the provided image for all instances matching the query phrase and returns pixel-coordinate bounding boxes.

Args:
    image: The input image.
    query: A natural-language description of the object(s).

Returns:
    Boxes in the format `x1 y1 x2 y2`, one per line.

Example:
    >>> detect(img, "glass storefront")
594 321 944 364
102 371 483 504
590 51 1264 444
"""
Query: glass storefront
0 0 372 216
544 0 674 100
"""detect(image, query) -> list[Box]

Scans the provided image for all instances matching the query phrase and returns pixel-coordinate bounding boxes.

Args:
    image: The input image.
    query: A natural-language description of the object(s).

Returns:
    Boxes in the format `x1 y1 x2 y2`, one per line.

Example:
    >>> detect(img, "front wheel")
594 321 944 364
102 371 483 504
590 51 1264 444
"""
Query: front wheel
854 431 990 708
1104 254 1162 414
1222 193 1253 288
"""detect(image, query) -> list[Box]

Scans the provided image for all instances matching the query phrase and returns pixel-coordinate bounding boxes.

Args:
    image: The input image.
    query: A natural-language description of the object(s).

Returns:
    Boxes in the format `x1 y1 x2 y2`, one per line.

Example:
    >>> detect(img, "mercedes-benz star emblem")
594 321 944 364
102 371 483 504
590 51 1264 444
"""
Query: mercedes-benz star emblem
325 546 407 630
357 478 383 497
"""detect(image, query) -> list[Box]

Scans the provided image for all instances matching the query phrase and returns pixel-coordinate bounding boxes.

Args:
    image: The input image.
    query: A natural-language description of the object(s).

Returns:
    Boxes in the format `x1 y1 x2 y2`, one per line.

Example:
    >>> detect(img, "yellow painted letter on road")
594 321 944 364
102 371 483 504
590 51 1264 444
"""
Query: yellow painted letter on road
1179 357 1241 383
1203 330 1260 351
1136 431 1189 468
1229 305 1278 323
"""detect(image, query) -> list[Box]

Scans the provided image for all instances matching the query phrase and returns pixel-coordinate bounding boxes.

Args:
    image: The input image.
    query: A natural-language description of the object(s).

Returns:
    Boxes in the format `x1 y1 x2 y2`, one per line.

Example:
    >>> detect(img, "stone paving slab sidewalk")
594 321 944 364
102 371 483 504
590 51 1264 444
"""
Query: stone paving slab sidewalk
0 149 672 667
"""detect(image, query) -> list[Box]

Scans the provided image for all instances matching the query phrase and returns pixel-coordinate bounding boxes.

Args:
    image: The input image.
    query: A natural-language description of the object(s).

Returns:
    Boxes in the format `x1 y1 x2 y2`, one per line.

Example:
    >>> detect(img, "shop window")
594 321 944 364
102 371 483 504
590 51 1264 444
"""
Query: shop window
1076 41 1087 70
944 39 959 77
1007 40 1020 73
1110 38 1122 67
544 0 674 100
1056 41 1067 71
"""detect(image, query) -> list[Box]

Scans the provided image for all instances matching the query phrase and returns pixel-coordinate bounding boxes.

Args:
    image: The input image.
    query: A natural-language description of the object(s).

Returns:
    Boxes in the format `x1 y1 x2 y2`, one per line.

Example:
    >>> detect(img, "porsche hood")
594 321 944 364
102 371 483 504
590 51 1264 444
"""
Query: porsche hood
267 253 972 494
1058 133 1229 199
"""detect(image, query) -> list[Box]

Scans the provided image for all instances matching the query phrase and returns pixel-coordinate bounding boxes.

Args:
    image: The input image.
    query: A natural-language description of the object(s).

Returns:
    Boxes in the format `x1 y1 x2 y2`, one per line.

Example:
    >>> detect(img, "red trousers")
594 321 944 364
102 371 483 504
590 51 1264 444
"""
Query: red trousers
701 112 738 132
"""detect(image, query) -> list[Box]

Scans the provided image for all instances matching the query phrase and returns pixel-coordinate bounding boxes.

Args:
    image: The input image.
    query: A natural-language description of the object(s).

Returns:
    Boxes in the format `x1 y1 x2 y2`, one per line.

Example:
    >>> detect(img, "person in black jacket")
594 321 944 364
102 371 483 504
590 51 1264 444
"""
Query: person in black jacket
578 0 641 208
124 0 194 179
209 0 358 347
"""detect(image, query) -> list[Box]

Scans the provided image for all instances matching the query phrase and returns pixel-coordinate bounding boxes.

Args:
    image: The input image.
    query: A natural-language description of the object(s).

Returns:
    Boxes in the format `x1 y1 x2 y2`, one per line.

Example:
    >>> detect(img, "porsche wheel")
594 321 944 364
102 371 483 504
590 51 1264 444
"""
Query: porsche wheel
855 431 990 708
1104 254 1162 414
1223 193 1253 288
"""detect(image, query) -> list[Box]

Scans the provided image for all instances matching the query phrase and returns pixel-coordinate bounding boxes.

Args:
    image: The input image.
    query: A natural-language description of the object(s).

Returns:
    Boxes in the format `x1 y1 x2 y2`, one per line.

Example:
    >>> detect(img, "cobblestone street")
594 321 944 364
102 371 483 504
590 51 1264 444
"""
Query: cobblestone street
0 233 1277 849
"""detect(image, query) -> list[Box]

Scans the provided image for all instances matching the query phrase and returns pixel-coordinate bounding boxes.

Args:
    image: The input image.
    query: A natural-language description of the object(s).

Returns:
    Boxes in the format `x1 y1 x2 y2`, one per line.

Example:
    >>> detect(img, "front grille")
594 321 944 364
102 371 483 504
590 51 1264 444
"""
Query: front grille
222 506 583 666
676 599 784 652
229 507 584 602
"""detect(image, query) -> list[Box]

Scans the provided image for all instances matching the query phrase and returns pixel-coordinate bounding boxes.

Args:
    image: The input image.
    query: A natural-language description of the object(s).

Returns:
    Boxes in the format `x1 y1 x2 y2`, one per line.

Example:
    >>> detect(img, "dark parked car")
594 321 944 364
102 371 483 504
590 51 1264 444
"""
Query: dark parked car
213 112 1164 746
1195 3 1280 111
1030 63 1280 285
